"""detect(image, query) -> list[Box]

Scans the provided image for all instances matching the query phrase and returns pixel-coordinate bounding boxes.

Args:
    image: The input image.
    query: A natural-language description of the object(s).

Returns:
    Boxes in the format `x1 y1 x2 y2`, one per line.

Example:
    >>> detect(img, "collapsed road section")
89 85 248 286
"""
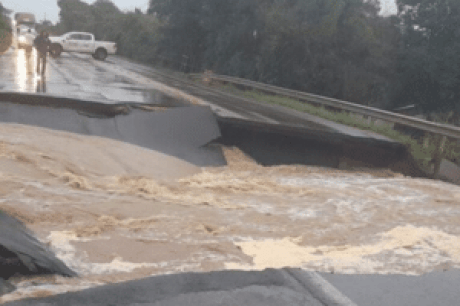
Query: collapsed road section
0 93 424 177
0 93 225 167
4 268 357 306
0 94 459 304
0 94 364 304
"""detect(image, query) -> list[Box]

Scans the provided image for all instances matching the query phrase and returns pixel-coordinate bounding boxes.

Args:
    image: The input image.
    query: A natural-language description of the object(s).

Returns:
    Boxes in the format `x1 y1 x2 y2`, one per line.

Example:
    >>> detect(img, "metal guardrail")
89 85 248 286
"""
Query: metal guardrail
195 73 460 141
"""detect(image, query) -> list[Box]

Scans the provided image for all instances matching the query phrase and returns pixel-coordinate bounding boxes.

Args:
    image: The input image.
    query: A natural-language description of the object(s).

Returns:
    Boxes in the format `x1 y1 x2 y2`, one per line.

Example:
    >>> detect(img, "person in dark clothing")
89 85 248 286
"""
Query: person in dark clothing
33 31 51 76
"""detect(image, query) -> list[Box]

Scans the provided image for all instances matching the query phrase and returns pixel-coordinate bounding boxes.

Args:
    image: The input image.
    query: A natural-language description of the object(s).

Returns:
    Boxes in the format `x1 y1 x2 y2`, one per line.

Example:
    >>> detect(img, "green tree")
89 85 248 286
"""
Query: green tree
56 0 161 62
0 1 12 53
200 0 262 77
90 0 121 39
111 12 161 63
149 0 208 70
148 0 397 107
392 0 460 114
0 2 10 30
57 0 95 33
257 0 396 106
55 0 399 108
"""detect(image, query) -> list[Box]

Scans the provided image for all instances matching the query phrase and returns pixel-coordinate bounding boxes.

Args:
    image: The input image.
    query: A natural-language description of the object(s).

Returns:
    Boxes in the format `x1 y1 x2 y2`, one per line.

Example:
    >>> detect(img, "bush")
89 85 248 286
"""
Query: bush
0 28 12 53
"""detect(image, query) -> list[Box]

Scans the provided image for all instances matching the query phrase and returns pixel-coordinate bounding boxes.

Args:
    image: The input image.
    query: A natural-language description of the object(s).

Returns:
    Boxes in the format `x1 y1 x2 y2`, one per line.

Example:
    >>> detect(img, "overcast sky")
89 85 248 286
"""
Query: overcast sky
2 0 397 24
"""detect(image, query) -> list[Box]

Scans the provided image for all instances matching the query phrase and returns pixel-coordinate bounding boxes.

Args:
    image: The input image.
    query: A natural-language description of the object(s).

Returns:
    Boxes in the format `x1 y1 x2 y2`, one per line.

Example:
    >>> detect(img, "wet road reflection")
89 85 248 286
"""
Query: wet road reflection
36 76 47 93
0 48 190 106
14 48 38 92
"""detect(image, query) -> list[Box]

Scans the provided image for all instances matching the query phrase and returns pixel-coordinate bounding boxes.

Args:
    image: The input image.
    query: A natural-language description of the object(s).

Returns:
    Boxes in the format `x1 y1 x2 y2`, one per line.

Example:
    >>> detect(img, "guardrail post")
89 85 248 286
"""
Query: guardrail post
423 136 430 148
202 71 213 85
432 135 447 179
367 116 373 125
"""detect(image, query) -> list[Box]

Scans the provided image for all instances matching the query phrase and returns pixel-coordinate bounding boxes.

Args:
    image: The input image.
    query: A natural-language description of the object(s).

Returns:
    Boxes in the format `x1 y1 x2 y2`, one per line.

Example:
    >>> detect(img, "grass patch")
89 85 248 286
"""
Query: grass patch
214 83 460 172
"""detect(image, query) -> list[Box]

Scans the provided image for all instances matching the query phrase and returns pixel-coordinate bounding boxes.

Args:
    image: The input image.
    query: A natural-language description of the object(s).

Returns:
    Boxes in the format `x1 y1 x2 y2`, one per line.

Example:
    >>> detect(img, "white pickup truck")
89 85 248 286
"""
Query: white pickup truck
49 32 117 61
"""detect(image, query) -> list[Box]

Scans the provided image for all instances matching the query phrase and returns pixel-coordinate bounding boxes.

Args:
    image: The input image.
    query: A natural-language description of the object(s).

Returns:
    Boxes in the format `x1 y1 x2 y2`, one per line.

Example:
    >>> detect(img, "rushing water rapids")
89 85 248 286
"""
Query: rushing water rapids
1 123 460 302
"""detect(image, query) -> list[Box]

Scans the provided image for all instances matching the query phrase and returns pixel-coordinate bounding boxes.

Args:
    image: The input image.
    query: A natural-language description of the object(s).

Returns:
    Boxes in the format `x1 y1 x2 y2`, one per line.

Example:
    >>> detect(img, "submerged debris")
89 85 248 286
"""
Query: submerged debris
0 211 76 283
0 278 15 297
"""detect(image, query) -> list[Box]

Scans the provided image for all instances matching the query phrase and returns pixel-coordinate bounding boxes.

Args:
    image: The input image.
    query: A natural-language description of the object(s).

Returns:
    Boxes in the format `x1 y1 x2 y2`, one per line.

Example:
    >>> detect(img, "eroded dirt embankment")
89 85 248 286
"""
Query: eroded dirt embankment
1 123 460 303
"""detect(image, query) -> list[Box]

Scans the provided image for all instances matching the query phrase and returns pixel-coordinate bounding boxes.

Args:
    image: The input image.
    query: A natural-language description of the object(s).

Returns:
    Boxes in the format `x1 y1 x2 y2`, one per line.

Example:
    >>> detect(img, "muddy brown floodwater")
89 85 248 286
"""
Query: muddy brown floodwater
1 122 460 303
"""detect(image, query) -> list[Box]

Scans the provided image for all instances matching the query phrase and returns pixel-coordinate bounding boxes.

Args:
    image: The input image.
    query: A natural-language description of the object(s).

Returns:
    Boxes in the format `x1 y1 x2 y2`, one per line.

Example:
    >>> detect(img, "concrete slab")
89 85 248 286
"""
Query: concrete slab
0 279 15 297
0 99 226 167
0 211 76 281
438 159 460 185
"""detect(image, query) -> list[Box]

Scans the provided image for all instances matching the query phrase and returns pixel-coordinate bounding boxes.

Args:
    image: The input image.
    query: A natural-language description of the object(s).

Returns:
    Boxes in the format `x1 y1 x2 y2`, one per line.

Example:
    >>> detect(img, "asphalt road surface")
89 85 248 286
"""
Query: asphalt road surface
0 47 168 105
0 46 393 142
321 270 460 306
4 268 356 306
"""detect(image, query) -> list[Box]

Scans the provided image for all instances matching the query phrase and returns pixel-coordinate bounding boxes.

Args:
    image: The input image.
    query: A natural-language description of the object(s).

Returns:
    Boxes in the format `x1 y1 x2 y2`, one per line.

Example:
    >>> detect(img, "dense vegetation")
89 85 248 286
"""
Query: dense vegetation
0 3 8 28
53 0 161 63
0 2 12 53
36 0 460 119
393 0 460 118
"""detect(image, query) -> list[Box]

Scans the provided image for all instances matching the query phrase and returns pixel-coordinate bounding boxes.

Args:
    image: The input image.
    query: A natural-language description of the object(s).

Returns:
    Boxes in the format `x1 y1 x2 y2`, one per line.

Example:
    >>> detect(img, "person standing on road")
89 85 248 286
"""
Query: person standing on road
33 30 51 76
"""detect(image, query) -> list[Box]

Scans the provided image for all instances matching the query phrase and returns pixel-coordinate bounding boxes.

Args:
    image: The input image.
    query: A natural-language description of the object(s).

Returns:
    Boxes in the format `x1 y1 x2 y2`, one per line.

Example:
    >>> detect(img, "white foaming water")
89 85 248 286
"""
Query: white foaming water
226 225 460 275
47 231 160 275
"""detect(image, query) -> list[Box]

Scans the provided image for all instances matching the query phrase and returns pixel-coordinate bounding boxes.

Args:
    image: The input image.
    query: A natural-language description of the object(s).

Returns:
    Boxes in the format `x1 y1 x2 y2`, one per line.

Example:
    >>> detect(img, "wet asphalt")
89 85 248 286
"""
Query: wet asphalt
321 270 460 306
0 47 179 106
3 269 356 306
0 46 394 142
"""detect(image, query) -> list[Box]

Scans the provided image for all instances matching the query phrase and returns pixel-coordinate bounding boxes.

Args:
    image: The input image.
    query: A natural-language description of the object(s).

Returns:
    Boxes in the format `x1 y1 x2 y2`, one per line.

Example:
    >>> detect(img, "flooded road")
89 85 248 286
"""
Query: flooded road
1 47 460 305
0 123 459 303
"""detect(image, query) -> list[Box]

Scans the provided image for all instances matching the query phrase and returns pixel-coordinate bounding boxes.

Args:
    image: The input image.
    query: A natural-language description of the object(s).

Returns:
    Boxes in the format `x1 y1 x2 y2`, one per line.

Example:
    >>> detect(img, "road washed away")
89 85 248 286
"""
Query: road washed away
1 122 460 302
